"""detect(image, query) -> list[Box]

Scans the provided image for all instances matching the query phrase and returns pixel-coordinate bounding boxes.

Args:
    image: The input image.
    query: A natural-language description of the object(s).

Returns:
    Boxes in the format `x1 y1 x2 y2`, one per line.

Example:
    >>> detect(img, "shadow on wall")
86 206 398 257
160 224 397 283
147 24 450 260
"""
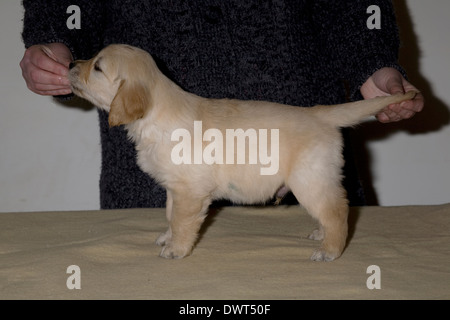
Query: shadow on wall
53 94 95 111
353 0 450 205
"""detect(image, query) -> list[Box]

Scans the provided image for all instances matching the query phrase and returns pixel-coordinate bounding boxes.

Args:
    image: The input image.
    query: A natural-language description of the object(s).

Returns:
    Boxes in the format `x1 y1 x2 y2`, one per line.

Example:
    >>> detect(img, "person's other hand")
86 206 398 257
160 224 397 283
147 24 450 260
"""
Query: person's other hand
360 67 424 123
20 43 73 96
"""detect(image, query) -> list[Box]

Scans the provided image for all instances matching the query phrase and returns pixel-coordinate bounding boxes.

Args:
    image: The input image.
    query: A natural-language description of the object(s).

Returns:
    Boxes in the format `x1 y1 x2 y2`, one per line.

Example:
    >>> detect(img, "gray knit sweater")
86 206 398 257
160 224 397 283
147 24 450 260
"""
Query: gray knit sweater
22 0 404 208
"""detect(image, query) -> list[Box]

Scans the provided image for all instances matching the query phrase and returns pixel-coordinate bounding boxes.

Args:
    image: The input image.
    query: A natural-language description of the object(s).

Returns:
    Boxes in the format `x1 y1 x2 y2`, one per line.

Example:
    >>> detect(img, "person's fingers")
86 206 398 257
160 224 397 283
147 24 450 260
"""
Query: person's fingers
385 73 405 95
28 67 70 87
401 79 425 113
376 111 390 123
360 67 404 99
30 48 69 77
32 87 73 96
21 65 71 95
383 91 424 122
43 43 74 68
377 98 422 123
32 83 71 93
377 107 401 122
410 92 425 113
30 69 70 86
393 103 415 120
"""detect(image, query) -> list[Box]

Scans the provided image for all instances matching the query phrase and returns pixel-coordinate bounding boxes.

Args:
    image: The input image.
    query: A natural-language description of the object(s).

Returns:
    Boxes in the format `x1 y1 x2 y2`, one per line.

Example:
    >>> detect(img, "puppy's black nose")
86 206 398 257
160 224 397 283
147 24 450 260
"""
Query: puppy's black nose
69 62 76 69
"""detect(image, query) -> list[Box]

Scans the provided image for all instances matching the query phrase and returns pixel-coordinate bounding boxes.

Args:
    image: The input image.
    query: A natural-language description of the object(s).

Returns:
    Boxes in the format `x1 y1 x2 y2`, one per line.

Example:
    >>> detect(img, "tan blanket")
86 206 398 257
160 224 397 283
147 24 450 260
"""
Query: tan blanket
1 204 449 299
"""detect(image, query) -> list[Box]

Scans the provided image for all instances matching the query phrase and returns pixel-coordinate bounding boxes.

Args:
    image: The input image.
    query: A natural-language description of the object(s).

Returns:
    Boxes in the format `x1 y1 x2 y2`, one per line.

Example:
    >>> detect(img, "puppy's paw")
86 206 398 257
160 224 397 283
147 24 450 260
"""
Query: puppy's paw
307 228 324 241
155 231 171 247
310 247 340 262
159 244 192 259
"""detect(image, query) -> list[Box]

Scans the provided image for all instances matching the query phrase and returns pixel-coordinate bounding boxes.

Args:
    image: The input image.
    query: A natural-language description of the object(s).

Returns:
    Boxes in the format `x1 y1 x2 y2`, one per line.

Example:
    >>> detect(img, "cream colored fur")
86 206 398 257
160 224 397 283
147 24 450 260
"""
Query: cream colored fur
69 44 417 261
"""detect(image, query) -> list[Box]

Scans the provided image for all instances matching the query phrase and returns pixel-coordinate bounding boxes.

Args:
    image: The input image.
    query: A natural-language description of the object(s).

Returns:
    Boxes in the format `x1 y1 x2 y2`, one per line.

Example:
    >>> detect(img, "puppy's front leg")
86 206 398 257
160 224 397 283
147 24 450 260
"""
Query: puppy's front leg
159 191 211 259
156 189 173 247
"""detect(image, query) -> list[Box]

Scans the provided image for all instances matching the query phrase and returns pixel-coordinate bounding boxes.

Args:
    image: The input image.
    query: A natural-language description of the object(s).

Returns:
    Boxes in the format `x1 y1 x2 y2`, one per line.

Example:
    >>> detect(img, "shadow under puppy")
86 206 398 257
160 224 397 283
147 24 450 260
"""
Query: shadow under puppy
69 44 416 261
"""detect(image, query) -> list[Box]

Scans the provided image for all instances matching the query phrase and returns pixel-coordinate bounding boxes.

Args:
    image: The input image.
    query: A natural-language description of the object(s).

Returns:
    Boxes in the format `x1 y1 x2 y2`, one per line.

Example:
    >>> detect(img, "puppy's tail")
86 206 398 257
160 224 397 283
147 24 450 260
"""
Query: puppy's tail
308 91 418 127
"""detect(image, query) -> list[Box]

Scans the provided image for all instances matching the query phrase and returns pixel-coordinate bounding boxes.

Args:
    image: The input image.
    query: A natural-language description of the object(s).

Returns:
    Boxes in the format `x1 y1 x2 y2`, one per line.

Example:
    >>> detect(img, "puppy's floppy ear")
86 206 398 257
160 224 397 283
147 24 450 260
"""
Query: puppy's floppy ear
108 79 151 127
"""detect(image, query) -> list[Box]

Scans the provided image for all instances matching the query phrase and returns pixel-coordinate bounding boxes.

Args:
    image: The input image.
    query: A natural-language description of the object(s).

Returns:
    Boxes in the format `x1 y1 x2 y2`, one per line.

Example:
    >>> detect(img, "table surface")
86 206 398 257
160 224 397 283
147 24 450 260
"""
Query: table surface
1 203 449 299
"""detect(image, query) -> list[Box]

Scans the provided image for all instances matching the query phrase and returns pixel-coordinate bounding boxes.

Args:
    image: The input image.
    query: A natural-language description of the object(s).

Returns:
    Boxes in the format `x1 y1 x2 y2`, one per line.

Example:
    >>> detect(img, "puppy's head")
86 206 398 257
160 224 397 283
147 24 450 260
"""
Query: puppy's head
69 44 153 127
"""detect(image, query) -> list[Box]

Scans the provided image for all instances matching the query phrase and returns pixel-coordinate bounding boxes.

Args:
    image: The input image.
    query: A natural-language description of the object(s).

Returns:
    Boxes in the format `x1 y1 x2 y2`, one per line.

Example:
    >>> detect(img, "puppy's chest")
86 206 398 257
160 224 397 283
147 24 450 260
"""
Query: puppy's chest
130 127 172 174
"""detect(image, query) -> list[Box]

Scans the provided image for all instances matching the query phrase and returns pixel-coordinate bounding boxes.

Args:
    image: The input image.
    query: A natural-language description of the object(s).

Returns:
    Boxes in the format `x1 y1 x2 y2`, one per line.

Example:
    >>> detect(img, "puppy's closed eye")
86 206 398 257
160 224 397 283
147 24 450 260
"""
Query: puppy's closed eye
93 57 103 73
94 62 102 73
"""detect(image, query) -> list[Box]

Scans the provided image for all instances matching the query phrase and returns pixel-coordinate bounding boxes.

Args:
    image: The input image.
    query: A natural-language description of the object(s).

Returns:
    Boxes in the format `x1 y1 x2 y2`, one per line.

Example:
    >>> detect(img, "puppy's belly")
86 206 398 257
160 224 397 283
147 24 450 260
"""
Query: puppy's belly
137 147 285 204
213 167 284 204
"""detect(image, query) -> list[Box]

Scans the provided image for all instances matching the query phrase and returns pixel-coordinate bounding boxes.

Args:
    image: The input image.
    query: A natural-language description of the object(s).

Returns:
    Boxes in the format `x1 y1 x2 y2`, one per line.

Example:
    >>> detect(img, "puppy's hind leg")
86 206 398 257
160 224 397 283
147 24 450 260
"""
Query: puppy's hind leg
159 190 212 259
288 154 348 261
291 179 348 261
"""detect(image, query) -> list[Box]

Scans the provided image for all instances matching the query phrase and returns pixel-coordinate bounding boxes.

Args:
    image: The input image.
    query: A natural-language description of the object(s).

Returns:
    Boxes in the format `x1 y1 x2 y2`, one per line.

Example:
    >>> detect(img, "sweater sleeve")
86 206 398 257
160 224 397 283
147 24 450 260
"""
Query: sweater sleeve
21 0 105 60
312 0 405 100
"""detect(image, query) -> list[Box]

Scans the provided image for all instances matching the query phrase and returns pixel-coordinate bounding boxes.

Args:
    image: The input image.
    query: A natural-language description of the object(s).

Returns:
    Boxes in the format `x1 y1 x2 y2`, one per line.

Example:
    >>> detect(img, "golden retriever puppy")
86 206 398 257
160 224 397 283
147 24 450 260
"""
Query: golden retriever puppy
69 44 416 261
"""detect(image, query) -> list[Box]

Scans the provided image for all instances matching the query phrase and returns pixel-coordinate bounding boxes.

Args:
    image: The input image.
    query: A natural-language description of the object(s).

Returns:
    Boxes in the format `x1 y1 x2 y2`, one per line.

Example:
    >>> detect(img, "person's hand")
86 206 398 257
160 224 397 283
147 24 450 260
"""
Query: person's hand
360 67 424 123
20 43 73 96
